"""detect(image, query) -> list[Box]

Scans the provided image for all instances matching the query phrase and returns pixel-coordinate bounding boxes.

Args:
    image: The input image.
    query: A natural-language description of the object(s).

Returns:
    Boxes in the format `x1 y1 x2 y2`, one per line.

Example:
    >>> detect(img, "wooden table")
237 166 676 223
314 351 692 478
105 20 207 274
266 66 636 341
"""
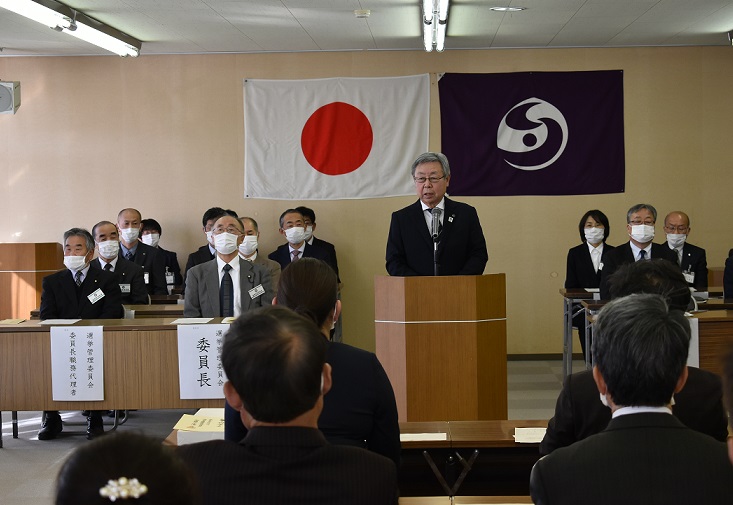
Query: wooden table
124 304 184 318
0 318 226 445
399 420 546 497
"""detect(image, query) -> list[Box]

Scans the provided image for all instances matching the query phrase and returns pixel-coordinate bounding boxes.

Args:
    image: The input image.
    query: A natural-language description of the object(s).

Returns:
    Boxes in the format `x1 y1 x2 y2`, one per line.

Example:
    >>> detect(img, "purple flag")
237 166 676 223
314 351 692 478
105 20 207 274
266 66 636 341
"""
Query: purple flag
439 71 625 196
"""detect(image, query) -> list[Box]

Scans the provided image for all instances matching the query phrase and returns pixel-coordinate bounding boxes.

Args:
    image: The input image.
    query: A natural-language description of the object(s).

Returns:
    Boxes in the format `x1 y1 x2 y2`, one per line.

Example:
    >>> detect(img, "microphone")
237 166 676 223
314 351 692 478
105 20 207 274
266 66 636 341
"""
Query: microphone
431 207 442 276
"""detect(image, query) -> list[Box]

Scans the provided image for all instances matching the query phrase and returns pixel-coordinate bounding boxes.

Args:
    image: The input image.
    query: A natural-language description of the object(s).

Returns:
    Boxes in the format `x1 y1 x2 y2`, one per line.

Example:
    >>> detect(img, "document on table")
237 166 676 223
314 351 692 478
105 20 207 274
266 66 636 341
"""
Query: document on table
170 318 213 324
514 427 546 443
174 411 226 445
39 319 81 325
0 319 25 324
400 432 448 442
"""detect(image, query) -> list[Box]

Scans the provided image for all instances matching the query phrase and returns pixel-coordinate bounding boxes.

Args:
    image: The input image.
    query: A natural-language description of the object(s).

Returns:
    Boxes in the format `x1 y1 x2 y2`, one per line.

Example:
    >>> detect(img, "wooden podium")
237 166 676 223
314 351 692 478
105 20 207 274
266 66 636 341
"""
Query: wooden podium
0 243 63 320
375 274 507 422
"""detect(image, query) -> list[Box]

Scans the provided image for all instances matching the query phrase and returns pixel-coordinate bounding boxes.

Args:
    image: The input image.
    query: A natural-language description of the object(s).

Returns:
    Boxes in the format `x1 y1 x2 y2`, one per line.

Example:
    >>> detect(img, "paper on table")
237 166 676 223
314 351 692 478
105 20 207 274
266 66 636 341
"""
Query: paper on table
195 408 225 417
170 318 213 324
0 319 25 324
39 319 81 325
514 427 546 443
584 288 600 293
221 317 236 323
400 432 448 442
174 414 225 432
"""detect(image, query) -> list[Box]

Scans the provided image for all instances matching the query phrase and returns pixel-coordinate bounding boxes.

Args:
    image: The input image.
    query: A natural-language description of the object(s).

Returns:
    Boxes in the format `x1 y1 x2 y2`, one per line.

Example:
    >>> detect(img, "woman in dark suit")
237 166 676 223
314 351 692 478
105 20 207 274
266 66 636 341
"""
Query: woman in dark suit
565 210 614 359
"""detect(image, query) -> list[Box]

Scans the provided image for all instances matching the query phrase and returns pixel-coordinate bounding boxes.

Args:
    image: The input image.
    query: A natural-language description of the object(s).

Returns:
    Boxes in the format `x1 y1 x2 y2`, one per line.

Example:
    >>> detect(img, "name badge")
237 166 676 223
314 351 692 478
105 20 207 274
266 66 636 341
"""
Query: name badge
249 284 265 300
683 271 695 284
144 272 150 284
119 283 131 294
88 288 105 304
165 272 175 285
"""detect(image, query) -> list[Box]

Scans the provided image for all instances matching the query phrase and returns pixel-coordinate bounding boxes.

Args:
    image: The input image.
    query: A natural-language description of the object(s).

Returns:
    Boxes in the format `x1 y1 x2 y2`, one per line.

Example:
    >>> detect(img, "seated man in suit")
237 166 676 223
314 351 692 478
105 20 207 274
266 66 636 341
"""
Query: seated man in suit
141 218 183 291
531 294 733 505
385 152 488 276
184 215 274 318
238 216 281 294
599 203 678 298
664 210 707 290
90 220 148 305
541 259 728 455
116 208 167 296
38 228 123 441
295 206 340 281
182 207 230 296
177 306 398 505
268 209 331 270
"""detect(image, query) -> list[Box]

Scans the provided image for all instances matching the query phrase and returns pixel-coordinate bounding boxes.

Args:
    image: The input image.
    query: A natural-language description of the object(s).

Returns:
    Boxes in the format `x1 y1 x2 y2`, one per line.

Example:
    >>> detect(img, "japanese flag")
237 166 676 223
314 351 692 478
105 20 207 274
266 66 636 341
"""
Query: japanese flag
244 74 430 200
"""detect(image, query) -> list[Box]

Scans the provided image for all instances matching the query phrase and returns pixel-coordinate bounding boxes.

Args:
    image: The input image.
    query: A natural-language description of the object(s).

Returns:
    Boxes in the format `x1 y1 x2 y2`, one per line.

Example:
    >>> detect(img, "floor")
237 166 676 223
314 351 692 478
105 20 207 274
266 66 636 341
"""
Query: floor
0 359 584 505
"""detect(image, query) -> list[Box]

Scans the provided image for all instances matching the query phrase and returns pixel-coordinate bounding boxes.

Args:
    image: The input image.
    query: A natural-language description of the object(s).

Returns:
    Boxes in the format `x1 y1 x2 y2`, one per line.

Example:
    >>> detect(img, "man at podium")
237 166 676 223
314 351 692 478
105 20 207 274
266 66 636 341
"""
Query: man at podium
385 152 488 276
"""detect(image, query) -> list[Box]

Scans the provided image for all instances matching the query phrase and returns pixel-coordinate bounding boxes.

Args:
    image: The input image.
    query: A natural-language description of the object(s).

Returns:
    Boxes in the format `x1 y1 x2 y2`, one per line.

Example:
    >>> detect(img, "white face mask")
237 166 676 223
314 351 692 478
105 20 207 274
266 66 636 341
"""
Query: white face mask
214 232 239 255
119 227 140 243
629 224 654 244
64 254 88 271
304 225 314 241
238 236 258 257
666 233 687 249
206 230 214 246
141 233 160 248
599 392 610 408
584 227 605 244
98 240 119 259
284 226 306 245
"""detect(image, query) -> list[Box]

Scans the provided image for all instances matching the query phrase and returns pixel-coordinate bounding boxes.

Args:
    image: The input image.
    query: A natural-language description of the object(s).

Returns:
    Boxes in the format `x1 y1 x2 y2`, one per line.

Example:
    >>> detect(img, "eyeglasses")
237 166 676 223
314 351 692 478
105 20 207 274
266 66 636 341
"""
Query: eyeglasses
414 176 445 184
664 225 689 233
629 220 655 226
212 226 242 235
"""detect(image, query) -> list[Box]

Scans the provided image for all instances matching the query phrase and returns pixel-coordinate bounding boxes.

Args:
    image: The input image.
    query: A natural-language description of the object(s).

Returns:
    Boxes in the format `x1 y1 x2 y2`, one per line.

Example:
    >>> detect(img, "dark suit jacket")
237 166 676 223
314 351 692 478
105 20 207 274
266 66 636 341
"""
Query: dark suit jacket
182 244 216 296
311 236 340 282
124 241 168 295
531 413 733 505
159 246 183 287
178 427 398 505
40 267 123 320
268 242 332 271
599 241 679 299
385 198 488 276
89 257 148 305
677 242 708 290
183 257 274 317
724 252 733 298
224 341 401 468
564 243 615 289
539 367 728 455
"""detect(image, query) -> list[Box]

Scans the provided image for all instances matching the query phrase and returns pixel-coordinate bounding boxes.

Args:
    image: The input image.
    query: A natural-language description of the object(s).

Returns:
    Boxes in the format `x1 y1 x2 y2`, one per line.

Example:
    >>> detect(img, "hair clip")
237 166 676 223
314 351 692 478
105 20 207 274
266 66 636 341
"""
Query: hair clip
99 477 148 501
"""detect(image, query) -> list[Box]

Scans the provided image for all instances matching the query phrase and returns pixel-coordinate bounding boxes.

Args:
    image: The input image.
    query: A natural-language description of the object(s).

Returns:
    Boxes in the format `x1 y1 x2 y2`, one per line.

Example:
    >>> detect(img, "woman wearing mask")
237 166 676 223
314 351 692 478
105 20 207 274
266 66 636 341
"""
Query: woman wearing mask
565 210 614 360
224 258 401 469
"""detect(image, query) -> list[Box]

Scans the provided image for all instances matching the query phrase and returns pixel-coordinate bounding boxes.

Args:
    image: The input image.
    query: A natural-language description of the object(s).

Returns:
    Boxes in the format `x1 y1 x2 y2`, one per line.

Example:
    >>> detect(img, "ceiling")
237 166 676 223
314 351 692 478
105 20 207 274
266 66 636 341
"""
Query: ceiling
1 0 733 57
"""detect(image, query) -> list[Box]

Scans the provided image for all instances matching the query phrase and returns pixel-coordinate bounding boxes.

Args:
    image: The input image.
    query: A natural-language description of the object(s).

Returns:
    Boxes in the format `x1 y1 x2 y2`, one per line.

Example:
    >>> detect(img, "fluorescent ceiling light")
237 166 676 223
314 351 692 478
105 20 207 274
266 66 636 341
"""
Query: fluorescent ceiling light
490 7 526 12
423 0 449 52
0 0 141 57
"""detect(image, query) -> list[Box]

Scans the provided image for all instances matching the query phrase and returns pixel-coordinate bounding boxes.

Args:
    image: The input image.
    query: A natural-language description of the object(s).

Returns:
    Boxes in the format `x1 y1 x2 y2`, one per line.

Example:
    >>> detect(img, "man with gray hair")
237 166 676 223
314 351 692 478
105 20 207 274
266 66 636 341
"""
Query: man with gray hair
599 203 678 298
386 152 488 276
530 294 733 504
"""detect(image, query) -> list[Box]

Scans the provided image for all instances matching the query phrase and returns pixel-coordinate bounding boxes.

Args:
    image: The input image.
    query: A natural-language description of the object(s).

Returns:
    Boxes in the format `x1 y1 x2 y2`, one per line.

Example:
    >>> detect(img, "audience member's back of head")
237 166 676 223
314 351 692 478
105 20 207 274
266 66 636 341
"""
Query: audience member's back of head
592 293 691 407
723 344 733 429
223 306 327 423
607 258 691 310
55 432 199 505
278 257 337 329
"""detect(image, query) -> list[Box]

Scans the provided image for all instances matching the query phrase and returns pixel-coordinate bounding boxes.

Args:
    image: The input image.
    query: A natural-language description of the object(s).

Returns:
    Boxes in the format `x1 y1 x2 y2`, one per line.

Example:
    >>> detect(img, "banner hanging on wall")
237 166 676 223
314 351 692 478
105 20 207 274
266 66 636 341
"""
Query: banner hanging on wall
244 74 430 200
439 70 625 196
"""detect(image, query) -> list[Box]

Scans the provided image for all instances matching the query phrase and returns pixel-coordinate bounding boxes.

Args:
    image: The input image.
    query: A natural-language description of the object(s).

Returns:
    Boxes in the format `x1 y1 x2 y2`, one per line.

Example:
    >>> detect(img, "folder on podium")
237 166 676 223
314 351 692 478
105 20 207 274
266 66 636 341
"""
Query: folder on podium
375 274 507 422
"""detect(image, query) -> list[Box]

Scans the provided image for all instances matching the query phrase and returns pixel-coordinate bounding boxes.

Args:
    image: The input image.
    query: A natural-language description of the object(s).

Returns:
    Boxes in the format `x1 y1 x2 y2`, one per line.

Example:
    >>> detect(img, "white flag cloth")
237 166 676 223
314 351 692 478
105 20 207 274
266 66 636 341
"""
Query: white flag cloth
244 74 430 200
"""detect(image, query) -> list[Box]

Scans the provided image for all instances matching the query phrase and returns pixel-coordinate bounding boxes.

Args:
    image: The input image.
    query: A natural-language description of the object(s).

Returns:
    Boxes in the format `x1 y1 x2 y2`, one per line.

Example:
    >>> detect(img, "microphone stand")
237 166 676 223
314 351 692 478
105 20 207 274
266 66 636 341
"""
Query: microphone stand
432 210 440 276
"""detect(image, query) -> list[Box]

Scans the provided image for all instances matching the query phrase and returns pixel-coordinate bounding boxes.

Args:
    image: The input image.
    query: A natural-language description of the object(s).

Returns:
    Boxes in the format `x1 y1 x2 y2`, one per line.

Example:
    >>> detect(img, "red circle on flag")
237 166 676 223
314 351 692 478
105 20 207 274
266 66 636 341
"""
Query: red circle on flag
301 102 373 176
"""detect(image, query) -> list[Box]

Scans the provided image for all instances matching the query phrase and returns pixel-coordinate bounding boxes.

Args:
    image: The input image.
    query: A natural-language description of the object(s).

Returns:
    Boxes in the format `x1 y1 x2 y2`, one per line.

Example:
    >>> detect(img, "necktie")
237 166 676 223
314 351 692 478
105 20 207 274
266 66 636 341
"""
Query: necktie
75 271 83 286
125 251 134 261
103 263 112 271
677 249 683 266
291 250 301 262
220 264 234 317
639 249 647 261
